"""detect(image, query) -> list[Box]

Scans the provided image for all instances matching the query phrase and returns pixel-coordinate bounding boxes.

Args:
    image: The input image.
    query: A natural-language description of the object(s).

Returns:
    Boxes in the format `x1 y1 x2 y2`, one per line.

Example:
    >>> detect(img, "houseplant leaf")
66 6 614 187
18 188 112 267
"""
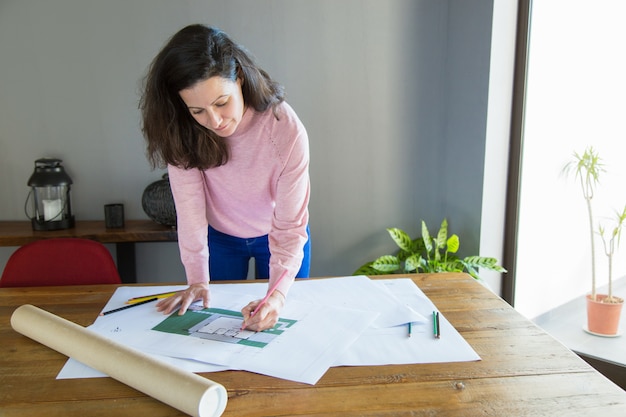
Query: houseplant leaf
353 262 383 276
386 228 413 252
404 253 422 272
371 255 401 273
421 221 433 255
462 256 507 273
447 234 460 254
435 219 448 250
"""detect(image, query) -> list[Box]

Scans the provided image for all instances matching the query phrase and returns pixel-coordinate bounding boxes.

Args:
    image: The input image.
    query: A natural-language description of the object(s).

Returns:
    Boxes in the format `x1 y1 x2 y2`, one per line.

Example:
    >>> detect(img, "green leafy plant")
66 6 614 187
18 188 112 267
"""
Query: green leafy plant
354 218 506 280
597 206 626 303
562 146 605 301
563 146 626 305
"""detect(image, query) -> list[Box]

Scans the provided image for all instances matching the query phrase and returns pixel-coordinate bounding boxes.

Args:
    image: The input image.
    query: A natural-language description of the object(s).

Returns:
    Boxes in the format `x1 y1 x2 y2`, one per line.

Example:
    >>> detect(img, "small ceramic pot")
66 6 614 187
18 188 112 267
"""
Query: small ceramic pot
586 294 624 336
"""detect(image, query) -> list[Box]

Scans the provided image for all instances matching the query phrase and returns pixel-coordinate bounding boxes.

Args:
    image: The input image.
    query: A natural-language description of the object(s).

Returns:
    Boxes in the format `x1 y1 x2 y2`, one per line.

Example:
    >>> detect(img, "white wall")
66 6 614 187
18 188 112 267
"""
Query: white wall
481 0 518 295
0 1 504 287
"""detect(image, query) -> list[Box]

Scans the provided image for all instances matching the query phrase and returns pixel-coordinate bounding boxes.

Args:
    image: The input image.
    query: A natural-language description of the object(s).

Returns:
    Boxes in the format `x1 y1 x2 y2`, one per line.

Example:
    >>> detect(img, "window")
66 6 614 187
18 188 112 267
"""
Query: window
512 0 626 318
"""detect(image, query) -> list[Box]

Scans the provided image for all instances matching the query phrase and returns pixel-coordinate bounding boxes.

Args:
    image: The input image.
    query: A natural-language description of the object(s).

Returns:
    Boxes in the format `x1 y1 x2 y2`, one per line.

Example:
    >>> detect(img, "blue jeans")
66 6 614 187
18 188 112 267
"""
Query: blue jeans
207 225 311 281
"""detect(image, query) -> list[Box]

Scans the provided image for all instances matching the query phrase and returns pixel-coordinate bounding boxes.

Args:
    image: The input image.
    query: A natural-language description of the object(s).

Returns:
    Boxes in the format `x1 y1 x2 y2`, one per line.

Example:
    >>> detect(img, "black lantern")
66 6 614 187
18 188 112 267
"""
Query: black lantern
27 158 75 231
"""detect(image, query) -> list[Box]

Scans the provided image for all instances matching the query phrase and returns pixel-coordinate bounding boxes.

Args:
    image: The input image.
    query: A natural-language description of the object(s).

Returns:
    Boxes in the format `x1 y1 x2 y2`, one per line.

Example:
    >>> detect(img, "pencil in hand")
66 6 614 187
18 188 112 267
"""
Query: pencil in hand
241 270 289 330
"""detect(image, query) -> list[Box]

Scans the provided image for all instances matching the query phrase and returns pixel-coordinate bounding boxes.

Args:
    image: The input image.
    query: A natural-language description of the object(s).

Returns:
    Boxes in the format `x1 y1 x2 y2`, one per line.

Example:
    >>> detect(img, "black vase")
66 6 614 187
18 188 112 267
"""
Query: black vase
142 174 176 227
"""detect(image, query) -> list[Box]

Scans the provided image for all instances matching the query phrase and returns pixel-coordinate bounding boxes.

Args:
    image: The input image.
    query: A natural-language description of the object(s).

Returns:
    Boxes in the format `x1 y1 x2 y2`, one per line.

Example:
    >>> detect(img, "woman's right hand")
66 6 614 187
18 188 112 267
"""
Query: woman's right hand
156 282 210 315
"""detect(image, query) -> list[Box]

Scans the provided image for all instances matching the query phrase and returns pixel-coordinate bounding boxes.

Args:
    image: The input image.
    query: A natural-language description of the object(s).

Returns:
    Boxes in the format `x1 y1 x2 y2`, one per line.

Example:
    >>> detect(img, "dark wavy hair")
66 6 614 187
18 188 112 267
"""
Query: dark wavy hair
140 24 285 169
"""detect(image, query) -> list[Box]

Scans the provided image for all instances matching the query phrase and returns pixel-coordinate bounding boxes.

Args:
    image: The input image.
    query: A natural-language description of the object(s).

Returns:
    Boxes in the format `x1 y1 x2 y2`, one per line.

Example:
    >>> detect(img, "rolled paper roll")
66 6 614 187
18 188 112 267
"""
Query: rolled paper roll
10 304 228 417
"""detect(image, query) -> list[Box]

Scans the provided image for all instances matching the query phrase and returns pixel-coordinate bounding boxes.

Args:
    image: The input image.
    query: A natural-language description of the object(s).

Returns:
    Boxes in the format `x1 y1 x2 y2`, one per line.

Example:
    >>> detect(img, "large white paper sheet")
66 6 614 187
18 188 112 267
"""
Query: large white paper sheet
109 292 377 384
61 281 380 384
59 352 228 379
58 276 479 384
286 275 426 328
333 279 481 365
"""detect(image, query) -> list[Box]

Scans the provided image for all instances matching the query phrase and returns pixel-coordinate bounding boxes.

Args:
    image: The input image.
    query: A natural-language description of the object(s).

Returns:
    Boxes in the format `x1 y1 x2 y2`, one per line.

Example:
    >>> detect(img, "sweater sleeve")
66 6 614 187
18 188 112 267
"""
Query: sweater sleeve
167 165 210 285
268 110 311 297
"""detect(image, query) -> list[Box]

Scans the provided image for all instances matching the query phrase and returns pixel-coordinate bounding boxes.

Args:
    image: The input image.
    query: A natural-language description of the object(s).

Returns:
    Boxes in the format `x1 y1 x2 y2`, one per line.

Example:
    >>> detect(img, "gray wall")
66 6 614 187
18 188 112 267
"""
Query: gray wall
0 1 499 287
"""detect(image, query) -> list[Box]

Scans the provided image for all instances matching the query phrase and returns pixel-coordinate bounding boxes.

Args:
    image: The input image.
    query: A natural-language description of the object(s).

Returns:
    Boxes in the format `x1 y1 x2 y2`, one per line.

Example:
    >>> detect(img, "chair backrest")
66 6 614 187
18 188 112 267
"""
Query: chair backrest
0 238 121 287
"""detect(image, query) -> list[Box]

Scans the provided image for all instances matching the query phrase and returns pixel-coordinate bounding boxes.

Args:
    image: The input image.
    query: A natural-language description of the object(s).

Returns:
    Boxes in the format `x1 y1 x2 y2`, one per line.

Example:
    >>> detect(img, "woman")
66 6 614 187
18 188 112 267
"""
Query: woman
140 24 311 331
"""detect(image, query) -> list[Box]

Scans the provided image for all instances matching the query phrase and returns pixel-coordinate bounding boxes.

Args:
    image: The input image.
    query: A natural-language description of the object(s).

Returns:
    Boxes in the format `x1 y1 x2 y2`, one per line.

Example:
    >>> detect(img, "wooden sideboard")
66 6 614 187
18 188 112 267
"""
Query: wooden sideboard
0 220 178 283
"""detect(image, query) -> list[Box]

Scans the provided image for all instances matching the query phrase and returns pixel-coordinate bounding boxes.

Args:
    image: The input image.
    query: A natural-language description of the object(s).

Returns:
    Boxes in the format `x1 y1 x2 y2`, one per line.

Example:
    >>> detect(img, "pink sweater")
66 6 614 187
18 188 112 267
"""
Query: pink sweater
167 102 310 297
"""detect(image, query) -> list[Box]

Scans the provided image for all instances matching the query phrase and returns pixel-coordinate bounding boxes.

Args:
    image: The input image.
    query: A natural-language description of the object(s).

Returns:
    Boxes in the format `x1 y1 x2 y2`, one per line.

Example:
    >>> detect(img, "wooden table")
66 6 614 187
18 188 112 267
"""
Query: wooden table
0 220 178 283
1 273 625 416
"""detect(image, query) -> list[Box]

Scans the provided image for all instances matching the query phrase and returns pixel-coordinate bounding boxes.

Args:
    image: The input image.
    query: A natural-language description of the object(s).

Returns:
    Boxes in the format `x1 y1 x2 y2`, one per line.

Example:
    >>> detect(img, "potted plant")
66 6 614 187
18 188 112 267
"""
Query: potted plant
588 207 626 335
564 146 625 336
354 218 506 281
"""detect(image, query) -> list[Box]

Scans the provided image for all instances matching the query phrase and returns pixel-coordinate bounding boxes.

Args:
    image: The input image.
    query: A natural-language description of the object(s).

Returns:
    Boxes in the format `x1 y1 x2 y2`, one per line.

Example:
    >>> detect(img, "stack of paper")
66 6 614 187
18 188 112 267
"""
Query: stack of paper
58 276 480 385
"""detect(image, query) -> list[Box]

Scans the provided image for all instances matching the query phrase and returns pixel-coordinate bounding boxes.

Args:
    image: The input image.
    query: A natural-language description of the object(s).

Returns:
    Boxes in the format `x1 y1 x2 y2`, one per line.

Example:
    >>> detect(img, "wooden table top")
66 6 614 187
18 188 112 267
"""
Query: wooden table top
1 273 625 416
0 220 177 246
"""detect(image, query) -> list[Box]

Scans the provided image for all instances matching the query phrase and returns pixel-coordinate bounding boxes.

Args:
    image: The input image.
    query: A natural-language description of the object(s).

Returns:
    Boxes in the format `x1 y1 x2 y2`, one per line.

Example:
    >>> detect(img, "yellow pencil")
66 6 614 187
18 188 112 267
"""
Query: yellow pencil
126 291 178 304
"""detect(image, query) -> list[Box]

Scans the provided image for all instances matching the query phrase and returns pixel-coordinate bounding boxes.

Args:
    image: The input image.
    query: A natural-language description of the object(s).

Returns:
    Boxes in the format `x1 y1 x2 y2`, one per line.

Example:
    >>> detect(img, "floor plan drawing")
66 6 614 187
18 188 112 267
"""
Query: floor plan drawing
152 307 297 348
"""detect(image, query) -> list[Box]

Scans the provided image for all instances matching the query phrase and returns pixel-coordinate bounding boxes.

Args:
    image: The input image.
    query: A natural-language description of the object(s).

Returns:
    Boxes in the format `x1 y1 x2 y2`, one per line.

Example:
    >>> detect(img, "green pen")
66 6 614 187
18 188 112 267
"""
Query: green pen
432 311 439 339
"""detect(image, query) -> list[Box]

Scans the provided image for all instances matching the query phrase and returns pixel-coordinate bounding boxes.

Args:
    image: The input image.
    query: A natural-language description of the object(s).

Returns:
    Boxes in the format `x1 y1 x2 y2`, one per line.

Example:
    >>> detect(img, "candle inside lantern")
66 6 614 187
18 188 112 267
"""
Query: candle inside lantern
42 199 63 221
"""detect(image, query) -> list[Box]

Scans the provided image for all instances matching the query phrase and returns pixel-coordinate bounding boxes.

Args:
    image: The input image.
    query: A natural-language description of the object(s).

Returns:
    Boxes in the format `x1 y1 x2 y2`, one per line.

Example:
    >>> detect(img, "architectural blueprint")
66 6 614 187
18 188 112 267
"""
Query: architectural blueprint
152 307 296 348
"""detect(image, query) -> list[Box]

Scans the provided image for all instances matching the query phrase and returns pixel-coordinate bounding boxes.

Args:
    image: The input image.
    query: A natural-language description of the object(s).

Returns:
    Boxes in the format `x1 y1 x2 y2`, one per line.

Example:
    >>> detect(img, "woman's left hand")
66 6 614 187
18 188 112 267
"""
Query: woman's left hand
241 290 285 332
156 283 210 315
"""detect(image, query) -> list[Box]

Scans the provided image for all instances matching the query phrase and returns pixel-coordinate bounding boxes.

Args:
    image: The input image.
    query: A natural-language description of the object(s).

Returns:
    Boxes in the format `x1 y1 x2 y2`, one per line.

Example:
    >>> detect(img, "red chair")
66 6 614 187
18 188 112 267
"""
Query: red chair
0 238 121 287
